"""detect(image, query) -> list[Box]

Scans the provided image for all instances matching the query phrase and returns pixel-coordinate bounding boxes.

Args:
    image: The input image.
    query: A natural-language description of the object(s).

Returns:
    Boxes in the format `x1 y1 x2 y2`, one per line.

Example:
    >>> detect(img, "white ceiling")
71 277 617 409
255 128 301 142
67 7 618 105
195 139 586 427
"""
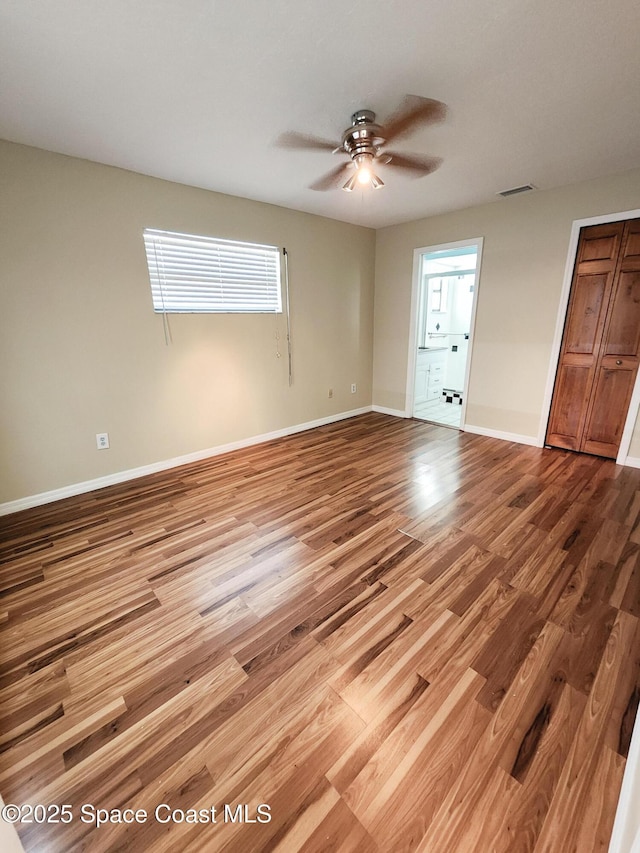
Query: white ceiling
2 0 640 229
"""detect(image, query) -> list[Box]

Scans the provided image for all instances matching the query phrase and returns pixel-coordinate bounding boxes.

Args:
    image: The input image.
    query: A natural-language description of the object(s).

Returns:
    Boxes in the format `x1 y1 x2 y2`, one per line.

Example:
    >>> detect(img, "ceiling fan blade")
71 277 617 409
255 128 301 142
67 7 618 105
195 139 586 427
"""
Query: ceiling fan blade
381 152 443 175
383 96 447 145
276 131 340 152
309 162 353 191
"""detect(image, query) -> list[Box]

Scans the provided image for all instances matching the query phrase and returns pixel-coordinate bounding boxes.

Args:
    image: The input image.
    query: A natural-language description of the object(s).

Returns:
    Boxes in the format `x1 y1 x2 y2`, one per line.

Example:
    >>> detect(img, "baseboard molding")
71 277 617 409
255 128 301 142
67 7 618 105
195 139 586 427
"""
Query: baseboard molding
462 424 539 446
8 409 636 517
372 405 408 418
0 406 373 517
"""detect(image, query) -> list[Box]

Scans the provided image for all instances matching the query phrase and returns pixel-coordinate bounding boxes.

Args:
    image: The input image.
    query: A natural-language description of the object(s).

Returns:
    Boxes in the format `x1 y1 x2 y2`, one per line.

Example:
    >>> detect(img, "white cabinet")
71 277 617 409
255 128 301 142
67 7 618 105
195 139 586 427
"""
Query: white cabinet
415 348 447 406
427 360 444 400
415 361 429 404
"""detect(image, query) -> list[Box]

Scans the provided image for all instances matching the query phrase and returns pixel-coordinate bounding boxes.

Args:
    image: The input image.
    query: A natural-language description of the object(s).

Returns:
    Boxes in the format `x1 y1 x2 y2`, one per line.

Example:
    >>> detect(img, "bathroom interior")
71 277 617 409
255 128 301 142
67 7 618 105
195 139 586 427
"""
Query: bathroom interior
413 244 478 428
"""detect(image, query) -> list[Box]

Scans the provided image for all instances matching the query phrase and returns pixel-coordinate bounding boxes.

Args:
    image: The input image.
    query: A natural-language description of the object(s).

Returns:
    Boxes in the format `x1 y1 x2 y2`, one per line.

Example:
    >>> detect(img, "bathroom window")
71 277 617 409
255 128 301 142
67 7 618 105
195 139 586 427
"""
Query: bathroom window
429 278 448 313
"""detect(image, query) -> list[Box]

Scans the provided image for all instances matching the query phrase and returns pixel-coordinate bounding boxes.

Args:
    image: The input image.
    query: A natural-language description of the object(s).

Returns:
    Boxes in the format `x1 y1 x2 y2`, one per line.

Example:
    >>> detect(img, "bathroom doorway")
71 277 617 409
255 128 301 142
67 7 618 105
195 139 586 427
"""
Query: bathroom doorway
408 239 482 428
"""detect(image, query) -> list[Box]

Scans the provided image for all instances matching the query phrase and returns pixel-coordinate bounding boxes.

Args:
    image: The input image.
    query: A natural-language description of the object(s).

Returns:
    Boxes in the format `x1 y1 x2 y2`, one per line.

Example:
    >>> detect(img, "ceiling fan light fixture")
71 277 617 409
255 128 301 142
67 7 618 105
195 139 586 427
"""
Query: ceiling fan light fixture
353 153 383 189
342 173 359 192
354 152 373 184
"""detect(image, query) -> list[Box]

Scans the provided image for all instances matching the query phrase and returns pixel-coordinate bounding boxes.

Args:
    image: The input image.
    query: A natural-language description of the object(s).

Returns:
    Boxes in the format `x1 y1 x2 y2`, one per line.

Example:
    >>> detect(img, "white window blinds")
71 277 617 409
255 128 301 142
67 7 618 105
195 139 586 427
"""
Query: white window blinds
143 229 282 313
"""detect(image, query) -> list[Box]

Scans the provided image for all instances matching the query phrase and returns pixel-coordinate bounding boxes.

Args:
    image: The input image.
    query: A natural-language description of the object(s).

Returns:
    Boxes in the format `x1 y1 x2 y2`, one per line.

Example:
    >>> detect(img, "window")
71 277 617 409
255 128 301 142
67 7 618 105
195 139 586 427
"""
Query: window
429 277 448 313
143 228 282 313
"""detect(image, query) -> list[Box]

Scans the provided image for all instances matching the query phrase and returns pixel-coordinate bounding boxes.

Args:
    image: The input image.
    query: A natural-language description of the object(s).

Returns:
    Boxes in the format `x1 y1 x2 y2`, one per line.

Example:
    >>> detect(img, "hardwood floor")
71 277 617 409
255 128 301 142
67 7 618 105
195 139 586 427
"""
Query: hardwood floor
1 412 639 852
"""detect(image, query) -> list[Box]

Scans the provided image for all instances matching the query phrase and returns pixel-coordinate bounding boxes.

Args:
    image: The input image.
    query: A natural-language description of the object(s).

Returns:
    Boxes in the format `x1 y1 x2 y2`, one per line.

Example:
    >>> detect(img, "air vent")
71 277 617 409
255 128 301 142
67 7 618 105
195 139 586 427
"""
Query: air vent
497 184 536 198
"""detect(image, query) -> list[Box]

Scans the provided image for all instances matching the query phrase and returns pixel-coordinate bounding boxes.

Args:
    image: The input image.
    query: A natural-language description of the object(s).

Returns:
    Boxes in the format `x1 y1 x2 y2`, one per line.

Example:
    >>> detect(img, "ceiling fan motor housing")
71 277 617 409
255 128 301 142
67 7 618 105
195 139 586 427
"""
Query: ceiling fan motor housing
341 110 385 160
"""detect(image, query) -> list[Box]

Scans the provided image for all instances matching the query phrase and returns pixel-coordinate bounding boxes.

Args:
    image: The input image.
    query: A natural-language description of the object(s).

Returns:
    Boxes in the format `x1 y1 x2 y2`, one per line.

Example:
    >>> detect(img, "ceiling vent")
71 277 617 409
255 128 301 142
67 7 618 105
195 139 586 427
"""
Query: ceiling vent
497 184 536 198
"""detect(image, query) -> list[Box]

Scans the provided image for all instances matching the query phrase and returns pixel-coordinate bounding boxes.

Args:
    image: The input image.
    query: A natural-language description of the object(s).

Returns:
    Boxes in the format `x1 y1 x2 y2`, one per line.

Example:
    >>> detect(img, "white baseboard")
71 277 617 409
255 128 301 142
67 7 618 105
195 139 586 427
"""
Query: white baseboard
7 409 637 518
463 424 539 446
0 406 373 517
372 405 408 418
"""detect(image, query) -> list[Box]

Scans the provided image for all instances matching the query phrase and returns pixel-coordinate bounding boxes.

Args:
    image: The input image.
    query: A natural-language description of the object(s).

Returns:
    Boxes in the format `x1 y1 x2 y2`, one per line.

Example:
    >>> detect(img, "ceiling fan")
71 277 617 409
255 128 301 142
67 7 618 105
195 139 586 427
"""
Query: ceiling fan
277 95 447 192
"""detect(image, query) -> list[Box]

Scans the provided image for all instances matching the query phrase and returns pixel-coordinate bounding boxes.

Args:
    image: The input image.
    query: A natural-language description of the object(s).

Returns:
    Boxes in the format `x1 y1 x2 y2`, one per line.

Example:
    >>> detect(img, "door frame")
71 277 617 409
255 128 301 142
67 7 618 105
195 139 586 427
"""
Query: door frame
538 207 640 464
405 237 484 427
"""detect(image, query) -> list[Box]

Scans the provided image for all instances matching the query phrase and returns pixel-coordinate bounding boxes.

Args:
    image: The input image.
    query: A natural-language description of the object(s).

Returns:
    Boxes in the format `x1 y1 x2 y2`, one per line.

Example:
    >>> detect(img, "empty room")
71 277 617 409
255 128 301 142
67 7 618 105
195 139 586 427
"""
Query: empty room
2 1 640 851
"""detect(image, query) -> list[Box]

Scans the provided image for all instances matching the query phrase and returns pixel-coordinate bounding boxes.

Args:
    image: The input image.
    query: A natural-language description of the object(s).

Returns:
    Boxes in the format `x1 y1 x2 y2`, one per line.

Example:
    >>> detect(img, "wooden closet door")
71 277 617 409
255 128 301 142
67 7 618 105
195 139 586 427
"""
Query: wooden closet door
546 219 640 459
581 219 640 457
545 222 624 452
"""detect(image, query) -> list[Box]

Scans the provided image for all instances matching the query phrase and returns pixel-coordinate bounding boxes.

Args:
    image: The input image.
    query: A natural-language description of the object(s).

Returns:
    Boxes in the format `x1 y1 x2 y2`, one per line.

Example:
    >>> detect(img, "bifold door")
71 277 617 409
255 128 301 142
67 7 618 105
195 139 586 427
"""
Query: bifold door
546 218 640 459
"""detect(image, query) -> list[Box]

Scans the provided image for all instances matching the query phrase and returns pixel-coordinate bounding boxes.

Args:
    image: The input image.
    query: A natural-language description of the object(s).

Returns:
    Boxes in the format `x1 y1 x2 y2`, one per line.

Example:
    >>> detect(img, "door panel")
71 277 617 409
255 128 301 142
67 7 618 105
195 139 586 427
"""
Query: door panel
580 230 622 262
604 271 640 355
546 364 594 449
582 364 637 457
623 220 640 260
563 273 608 354
414 361 429 404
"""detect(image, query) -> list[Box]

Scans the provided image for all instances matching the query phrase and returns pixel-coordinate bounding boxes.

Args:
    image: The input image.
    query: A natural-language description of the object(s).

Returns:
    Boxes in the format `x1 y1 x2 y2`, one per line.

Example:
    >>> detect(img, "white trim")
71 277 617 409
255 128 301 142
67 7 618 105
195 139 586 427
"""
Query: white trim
0 407 372 517
618 363 640 465
405 247 424 417
623 456 640 470
538 207 640 455
463 424 538 446
405 238 484 426
609 703 640 853
372 405 408 418
460 241 484 430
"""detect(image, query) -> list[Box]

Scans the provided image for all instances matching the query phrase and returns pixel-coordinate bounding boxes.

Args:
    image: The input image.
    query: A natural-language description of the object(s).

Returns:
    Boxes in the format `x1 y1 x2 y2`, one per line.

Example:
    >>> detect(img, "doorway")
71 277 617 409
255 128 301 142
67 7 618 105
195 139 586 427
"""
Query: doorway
408 240 482 428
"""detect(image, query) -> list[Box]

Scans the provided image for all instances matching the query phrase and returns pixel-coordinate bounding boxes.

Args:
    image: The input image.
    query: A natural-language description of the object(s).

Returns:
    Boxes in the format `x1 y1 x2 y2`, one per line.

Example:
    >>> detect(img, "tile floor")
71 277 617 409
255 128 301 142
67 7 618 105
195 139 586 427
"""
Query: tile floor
414 396 462 428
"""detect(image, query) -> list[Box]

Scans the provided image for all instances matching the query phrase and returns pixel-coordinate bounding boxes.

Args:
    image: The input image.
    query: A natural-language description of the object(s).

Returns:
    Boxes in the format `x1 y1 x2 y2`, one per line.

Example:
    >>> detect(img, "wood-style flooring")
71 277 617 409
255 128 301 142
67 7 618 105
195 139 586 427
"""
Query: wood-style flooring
1 412 639 852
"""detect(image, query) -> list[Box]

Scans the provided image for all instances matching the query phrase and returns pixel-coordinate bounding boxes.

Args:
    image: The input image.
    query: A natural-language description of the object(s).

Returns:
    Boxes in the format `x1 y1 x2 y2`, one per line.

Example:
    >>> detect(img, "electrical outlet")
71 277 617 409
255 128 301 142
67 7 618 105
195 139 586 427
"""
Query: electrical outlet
328 388 333 399
96 433 109 450
351 383 357 394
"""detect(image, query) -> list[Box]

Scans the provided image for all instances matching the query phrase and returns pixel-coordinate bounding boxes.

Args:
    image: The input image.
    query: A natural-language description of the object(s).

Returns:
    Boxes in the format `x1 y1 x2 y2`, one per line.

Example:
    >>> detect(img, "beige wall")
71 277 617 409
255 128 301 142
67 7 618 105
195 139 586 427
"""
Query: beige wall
0 141 375 504
4 140 640 507
373 170 640 441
